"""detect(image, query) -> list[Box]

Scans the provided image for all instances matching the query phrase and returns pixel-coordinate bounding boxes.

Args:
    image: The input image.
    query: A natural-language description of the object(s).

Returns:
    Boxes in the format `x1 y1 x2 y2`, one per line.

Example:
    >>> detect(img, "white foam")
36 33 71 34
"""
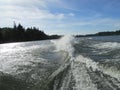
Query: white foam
88 37 93 40
98 64 120 81
93 42 120 49
52 37 120 89
75 55 99 71
52 35 98 89
75 55 120 82
0 40 54 74
72 55 98 90
52 35 75 57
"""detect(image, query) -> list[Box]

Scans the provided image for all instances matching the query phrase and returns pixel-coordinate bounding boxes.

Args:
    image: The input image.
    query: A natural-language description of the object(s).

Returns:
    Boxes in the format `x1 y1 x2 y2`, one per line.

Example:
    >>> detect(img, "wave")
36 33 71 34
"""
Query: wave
49 35 98 90
49 35 120 90
93 42 120 49
51 35 75 57
1 35 120 90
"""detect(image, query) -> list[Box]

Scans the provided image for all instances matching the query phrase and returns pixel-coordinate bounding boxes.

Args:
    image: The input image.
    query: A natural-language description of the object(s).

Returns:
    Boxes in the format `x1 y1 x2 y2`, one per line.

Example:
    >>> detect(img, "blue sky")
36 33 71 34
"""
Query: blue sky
0 0 120 35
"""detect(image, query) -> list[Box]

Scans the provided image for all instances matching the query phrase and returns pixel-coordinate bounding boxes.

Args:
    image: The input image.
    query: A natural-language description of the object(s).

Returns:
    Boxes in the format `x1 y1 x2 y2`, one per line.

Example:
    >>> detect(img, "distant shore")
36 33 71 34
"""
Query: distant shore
0 23 120 44
76 29 120 37
0 23 61 44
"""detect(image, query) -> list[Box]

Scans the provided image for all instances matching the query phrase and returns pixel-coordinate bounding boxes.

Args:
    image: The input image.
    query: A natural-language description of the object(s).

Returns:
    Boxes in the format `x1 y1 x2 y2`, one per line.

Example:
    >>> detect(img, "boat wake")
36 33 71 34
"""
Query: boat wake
44 35 120 90
0 35 120 90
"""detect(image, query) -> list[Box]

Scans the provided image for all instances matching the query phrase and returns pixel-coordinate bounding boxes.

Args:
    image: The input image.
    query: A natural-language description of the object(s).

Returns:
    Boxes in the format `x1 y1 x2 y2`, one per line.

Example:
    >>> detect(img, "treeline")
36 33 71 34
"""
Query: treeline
95 30 120 36
76 29 120 37
0 23 61 44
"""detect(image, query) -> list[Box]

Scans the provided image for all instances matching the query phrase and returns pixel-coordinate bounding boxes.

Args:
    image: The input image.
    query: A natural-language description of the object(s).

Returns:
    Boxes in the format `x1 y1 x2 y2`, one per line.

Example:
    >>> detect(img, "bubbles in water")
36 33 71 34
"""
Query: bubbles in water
52 35 75 57
93 42 120 49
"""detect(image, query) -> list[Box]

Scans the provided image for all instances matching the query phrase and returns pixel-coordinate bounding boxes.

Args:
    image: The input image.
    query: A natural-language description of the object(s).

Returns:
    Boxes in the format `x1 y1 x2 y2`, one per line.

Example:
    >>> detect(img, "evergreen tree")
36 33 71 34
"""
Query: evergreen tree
17 24 25 41
0 29 2 42
0 23 60 44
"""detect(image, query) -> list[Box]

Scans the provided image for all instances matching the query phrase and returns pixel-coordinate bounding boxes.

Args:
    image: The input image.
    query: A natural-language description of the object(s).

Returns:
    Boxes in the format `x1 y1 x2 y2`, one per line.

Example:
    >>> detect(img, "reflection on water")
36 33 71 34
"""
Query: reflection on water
0 40 67 90
0 35 120 90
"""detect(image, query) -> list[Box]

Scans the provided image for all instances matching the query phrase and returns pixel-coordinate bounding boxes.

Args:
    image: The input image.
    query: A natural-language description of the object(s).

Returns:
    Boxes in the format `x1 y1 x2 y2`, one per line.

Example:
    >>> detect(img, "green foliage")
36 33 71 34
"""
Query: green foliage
0 23 60 44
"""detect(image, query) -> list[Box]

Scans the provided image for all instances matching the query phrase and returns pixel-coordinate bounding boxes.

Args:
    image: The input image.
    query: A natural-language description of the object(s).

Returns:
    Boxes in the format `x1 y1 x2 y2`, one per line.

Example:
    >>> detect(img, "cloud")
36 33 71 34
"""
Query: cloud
57 13 65 20
0 0 65 27
1 0 120 35
54 17 120 32
67 18 120 27
69 13 75 16
0 0 47 8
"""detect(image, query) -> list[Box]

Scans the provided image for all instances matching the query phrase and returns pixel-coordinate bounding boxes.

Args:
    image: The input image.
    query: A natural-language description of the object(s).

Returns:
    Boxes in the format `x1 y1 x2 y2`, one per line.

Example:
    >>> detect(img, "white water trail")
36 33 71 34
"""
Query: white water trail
52 35 75 57
93 42 120 49
72 55 98 90
52 35 98 90
51 36 120 89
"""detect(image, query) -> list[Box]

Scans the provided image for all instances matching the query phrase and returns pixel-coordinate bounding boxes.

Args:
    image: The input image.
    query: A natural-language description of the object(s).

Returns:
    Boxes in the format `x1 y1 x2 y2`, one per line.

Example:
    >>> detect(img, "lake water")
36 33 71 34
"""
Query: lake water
0 35 120 90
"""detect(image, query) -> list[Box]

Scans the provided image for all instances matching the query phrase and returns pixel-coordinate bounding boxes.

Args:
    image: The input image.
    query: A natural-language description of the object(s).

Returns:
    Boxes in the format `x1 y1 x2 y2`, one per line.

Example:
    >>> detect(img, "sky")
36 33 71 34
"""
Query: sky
0 0 120 35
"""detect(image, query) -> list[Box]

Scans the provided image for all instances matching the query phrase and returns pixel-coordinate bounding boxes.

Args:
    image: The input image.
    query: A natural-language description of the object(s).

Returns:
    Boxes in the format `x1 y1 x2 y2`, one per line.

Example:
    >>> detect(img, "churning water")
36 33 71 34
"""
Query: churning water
0 35 120 90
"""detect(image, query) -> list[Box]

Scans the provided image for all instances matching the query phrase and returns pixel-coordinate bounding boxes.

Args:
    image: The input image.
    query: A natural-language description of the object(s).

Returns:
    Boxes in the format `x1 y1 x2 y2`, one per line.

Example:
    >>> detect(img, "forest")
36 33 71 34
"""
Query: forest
76 29 120 37
0 23 120 44
0 23 61 44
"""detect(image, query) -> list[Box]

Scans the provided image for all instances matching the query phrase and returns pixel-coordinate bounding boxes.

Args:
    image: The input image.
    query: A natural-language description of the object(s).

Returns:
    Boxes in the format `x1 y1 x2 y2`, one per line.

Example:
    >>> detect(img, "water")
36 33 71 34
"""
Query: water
0 35 120 90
